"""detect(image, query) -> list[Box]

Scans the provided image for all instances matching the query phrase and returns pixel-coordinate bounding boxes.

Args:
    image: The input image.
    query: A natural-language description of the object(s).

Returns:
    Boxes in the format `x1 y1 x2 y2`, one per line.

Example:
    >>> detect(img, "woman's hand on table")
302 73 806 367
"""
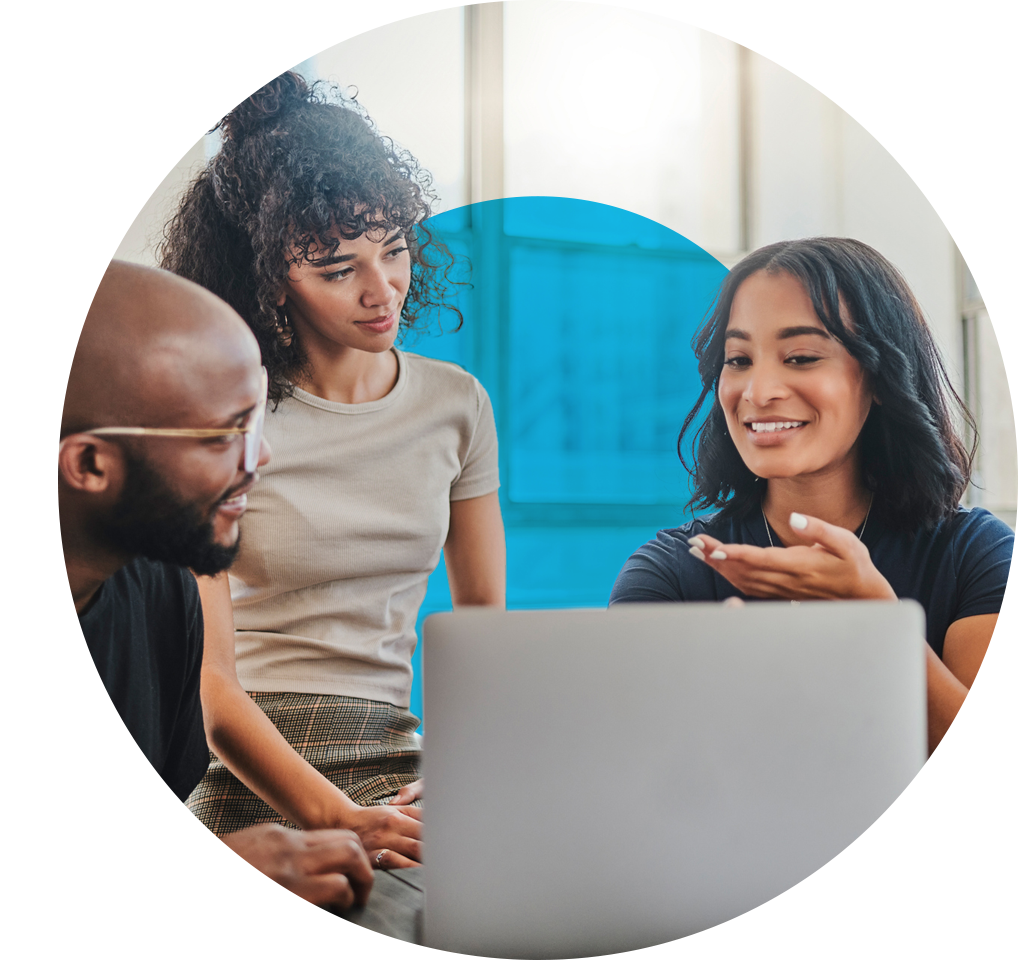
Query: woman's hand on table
689 512 897 601
344 802 423 869
993 785 1018 875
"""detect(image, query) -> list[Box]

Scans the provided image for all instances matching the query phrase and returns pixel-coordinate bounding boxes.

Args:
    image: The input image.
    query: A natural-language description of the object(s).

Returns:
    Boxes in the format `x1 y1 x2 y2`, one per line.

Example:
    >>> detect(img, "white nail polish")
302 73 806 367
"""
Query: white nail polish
688 537 705 550
689 546 706 561
710 550 727 560
789 512 808 530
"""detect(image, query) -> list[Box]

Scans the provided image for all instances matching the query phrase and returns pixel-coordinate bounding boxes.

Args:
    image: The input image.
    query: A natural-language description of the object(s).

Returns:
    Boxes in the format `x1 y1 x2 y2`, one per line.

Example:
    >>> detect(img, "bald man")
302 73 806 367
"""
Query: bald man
59 261 373 911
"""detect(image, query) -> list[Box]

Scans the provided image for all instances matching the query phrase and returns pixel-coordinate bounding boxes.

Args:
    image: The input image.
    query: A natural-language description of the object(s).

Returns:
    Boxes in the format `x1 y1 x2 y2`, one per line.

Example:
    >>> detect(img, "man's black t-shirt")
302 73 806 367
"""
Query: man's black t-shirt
79 557 209 801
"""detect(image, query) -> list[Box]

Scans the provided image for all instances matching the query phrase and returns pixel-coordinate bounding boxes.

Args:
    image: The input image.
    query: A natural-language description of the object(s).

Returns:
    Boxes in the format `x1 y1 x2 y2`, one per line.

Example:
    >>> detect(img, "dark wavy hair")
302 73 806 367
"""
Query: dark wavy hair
678 237 974 532
159 71 462 402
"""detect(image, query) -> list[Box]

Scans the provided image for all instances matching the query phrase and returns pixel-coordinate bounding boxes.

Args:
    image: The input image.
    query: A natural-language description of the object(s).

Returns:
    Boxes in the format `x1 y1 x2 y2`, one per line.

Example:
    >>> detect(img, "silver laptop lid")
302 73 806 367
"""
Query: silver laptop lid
422 601 926 959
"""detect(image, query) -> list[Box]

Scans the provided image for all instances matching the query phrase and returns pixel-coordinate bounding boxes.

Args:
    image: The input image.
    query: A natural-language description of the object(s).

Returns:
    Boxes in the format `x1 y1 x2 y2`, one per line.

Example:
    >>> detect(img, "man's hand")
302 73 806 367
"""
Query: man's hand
161 822 374 936
58 822 374 948
688 513 897 601
344 802 424 870
993 785 1018 875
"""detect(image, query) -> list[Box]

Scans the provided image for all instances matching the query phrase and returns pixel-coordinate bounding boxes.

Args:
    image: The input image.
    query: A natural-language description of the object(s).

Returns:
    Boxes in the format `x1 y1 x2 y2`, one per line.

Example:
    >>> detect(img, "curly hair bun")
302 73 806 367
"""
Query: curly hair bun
162 67 460 404
220 71 311 142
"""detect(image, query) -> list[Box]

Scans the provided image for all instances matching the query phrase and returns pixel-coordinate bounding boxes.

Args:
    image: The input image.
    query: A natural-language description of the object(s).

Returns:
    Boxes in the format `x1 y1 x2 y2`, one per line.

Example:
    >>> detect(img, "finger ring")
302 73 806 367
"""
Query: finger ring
375 849 388 867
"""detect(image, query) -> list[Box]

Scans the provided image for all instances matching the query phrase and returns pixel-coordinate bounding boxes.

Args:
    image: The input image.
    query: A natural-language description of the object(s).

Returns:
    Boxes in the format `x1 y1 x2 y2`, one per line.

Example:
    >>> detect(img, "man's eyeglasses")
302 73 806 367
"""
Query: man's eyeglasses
87 367 268 474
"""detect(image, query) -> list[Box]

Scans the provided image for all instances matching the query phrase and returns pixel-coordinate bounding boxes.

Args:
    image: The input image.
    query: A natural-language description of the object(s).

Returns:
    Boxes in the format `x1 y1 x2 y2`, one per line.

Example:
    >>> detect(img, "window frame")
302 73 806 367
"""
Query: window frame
460 0 749 529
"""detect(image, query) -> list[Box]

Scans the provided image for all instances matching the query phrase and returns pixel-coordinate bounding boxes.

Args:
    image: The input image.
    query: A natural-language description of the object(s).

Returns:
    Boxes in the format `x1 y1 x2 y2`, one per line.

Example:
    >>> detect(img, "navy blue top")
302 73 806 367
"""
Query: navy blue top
609 506 1013 659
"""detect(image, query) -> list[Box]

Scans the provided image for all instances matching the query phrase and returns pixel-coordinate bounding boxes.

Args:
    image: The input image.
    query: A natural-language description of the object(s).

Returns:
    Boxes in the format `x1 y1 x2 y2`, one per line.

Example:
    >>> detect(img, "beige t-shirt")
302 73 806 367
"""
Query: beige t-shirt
229 350 500 707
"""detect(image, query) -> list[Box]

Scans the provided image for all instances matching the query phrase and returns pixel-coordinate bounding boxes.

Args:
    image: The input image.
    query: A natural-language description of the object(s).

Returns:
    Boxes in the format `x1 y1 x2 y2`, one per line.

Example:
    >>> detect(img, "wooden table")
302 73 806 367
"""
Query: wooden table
272 810 1018 960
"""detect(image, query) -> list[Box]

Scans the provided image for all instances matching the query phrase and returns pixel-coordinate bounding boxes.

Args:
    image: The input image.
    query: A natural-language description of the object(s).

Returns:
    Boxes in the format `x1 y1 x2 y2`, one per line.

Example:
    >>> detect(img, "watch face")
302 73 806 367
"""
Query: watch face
67 851 124 883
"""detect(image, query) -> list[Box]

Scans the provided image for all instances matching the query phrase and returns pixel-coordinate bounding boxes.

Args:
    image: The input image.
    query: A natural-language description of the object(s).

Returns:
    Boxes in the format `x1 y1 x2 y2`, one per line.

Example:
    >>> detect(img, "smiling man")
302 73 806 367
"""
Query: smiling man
59 260 372 911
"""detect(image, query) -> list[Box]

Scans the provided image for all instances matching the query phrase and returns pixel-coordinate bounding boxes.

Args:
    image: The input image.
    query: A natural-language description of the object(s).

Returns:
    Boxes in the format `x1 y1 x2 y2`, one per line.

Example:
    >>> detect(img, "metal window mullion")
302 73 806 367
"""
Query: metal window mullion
944 0 977 506
700 0 749 255
962 309 983 505
464 2 505 207
944 0 969 305
737 44 754 256
464 3 508 502
463 5 709 527
948 1 973 480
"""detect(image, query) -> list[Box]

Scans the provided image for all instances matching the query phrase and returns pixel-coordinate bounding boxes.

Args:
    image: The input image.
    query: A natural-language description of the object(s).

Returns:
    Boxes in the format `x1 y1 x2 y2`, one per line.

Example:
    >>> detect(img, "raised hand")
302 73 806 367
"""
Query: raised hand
688 512 897 601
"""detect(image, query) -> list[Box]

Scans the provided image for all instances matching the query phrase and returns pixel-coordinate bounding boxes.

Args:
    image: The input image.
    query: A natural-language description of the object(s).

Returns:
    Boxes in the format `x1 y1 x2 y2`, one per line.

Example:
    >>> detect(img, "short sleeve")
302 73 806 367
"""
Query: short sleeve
450 380 500 501
611 530 696 604
143 574 208 822
953 510 1014 621
611 523 744 606
610 544 683 603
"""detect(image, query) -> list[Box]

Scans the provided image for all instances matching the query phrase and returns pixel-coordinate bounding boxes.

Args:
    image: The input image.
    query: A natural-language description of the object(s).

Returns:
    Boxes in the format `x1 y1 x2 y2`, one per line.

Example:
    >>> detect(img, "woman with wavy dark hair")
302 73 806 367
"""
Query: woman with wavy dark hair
161 72 505 867
611 237 1012 752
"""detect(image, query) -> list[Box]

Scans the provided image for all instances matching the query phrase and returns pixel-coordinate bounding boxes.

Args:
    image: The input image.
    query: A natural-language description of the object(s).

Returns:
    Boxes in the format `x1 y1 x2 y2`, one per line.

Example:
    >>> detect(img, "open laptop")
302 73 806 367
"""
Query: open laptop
421 601 926 958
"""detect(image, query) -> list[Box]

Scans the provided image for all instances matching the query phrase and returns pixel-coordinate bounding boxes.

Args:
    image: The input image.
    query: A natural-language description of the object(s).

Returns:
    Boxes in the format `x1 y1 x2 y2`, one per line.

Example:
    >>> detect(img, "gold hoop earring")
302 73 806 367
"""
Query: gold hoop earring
275 307 294 348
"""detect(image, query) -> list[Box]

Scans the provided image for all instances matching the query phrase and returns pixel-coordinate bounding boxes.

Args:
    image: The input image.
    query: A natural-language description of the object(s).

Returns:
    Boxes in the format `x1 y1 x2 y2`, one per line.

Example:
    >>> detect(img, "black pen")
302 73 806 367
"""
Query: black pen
973 728 1018 781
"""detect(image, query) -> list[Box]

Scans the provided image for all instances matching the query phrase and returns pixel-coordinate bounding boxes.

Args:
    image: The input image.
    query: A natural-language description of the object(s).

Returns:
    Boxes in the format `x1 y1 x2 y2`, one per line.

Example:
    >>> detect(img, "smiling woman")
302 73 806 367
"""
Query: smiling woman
158 71 506 868
678 238 976 535
718 270 875 500
611 237 1014 753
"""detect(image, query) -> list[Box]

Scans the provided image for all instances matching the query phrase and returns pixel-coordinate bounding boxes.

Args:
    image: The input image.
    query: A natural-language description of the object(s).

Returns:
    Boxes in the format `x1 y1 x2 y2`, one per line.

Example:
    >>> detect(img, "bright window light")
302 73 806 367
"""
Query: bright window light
308 7 466 213
503 1 741 256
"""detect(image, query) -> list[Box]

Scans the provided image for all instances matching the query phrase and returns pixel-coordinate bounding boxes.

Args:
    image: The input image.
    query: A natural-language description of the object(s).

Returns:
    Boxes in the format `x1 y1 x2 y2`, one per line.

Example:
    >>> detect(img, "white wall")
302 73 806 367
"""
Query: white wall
753 0 956 382
58 0 206 262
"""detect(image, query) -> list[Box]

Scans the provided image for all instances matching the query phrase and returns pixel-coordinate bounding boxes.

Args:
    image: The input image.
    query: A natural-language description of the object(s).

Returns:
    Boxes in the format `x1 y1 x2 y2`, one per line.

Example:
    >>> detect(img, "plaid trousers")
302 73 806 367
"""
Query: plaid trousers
186 692 422 835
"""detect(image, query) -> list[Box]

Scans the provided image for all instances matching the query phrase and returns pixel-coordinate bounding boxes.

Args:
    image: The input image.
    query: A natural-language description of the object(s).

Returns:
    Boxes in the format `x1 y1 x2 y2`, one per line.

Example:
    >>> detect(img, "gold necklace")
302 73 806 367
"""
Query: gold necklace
762 494 874 548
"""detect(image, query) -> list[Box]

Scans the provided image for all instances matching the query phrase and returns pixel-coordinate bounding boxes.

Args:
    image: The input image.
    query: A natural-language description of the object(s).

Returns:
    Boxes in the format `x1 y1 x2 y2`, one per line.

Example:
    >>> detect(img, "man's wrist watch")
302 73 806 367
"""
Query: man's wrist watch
59 846 129 944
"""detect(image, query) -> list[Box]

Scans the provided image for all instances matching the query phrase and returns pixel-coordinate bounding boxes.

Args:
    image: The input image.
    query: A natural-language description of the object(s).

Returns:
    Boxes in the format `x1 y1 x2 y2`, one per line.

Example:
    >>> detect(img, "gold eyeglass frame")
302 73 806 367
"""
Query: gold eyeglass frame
87 367 268 474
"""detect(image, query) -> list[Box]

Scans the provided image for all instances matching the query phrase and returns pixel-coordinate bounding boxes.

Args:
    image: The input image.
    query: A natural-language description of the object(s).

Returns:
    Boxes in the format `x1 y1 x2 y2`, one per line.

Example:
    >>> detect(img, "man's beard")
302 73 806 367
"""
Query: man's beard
101 449 241 576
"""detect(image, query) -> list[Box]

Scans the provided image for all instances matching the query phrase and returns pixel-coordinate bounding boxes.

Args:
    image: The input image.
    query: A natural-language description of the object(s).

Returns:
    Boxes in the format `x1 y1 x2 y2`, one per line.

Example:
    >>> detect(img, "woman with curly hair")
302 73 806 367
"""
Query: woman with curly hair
610 237 1012 753
161 71 505 868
